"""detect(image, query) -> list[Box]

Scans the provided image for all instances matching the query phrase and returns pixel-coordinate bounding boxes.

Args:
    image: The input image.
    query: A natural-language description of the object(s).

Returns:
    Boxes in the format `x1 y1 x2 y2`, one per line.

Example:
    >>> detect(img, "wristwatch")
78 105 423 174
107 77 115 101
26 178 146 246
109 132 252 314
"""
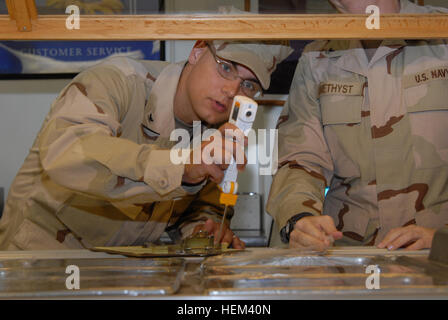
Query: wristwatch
280 212 314 244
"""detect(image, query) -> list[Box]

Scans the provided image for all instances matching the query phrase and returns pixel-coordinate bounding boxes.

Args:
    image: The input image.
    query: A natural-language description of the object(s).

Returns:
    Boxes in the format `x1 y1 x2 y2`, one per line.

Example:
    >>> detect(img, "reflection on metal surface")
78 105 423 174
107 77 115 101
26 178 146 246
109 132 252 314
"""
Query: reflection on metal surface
91 245 239 258
429 226 448 265
0 258 185 298
182 229 216 251
0 248 446 298
201 248 448 296
91 231 235 258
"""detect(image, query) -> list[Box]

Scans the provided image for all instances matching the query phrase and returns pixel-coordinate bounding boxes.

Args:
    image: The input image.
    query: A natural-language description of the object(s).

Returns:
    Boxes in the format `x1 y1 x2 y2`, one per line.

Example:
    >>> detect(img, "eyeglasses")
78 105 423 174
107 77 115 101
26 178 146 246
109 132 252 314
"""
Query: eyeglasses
207 44 263 99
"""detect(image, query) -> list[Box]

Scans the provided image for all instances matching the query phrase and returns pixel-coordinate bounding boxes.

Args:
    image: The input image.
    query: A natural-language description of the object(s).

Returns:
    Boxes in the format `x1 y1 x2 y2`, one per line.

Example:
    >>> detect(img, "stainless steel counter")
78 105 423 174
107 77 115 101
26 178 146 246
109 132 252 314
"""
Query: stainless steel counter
0 247 447 299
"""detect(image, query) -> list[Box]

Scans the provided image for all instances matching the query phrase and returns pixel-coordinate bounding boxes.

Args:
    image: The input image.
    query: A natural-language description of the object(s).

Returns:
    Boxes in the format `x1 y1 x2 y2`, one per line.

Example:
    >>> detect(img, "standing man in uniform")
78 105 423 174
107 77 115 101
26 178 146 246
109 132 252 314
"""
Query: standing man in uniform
268 0 448 251
0 40 292 250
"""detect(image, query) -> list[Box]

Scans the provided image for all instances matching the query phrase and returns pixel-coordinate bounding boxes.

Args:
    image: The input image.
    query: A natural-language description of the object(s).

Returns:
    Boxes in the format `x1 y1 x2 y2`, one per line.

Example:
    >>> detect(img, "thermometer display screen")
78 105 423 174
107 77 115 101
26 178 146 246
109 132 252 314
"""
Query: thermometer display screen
231 105 240 121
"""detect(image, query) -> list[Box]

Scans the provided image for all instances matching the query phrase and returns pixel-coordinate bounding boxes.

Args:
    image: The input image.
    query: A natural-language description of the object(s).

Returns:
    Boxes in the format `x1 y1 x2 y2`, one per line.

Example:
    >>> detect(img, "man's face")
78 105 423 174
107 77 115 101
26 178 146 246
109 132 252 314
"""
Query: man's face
186 45 259 125
333 0 400 13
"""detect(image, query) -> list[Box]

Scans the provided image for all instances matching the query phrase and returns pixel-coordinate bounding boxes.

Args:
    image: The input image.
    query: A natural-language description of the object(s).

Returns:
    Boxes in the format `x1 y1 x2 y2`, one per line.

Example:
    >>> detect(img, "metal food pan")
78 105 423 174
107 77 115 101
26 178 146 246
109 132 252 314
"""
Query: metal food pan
201 249 448 296
202 269 442 296
0 257 183 269
0 257 185 298
205 286 448 297
203 272 433 287
203 264 424 277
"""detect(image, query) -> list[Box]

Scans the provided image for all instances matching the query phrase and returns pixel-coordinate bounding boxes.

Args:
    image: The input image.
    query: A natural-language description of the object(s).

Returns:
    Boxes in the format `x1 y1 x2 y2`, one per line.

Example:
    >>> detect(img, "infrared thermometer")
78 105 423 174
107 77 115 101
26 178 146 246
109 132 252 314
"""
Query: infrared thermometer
218 95 258 196
216 95 258 247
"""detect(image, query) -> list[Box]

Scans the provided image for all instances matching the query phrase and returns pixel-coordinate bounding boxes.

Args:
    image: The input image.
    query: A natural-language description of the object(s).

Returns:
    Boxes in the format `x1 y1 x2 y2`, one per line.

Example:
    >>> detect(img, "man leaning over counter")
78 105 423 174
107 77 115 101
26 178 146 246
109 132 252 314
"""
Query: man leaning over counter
268 0 448 251
0 40 292 250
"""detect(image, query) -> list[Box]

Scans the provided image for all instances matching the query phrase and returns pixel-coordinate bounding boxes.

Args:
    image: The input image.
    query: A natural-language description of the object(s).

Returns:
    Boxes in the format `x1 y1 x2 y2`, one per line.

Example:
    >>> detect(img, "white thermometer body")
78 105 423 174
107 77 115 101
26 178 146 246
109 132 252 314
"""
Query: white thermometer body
219 95 258 194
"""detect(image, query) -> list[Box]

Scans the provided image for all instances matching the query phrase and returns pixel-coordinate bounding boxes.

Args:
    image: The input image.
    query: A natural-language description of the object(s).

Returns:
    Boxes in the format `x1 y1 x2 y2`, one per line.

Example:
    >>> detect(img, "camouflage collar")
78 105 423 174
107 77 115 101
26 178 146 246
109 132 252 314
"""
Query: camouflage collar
330 40 407 76
317 40 350 58
143 61 186 139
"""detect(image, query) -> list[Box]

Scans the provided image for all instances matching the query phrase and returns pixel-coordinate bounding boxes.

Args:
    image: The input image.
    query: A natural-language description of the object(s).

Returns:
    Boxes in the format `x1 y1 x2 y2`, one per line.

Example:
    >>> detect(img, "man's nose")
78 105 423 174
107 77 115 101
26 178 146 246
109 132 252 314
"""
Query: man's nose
222 78 241 98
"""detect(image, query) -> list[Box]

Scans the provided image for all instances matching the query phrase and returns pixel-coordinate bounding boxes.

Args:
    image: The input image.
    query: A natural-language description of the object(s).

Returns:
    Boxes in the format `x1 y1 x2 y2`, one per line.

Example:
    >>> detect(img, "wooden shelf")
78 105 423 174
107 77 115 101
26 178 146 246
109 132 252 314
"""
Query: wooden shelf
1 14 447 40
255 99 286 107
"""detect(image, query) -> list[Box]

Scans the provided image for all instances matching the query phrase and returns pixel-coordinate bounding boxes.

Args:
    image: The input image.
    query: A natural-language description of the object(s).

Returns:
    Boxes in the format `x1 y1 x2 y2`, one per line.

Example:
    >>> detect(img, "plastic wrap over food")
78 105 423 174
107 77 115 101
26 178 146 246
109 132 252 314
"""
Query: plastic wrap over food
200 248 448 296
202 248 369 267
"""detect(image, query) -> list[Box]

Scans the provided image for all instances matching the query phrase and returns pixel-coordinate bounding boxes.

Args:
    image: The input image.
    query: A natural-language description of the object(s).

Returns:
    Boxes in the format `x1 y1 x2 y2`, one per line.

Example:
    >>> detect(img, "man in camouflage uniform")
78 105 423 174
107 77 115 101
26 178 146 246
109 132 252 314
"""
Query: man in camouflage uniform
267 0 448 251
0 40 292 250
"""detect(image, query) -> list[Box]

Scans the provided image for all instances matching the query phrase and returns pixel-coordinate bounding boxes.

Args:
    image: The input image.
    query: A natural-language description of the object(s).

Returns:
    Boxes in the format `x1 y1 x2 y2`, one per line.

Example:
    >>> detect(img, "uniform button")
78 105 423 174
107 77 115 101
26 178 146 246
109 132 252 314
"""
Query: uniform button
159 178 168 188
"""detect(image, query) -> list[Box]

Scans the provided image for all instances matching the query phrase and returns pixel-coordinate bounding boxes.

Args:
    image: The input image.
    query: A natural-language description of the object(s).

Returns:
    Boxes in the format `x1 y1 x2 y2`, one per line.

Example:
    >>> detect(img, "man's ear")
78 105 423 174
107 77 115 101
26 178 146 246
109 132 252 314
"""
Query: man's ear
188 40 208 65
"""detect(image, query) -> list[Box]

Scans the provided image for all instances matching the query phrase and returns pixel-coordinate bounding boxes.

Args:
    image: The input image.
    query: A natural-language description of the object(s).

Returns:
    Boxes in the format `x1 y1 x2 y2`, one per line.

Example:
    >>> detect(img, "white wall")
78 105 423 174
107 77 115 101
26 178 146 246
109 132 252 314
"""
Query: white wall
0 79 71 197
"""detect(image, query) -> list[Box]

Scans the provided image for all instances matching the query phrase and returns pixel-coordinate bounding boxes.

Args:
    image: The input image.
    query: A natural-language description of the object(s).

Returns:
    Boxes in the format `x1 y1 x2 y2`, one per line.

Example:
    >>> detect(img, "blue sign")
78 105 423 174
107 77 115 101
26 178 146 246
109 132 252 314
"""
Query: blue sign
0 40 161 74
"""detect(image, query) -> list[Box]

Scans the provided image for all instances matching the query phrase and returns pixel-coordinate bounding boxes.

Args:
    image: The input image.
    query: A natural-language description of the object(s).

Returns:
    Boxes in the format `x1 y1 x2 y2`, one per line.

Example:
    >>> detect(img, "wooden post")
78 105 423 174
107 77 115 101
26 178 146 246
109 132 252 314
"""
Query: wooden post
418 0 424 5
26 0 38 20
5 0 15 20
7 0 36 32
14 0 32 32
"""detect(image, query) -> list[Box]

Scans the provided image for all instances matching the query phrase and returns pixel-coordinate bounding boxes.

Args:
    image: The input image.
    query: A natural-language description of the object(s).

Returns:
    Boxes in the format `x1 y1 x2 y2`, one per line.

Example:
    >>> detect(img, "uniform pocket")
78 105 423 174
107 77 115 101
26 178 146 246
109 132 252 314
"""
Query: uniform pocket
12 219 67 250
404 78 448 169
320 95 363 125
319 81 364 125
319 82 365 178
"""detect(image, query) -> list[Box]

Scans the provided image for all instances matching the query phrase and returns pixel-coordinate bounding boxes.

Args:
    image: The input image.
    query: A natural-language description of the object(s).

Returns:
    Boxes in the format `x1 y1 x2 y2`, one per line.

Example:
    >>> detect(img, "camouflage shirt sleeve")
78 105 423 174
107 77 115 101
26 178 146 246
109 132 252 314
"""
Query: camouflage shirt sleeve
266 53 334 230
38 64 186 203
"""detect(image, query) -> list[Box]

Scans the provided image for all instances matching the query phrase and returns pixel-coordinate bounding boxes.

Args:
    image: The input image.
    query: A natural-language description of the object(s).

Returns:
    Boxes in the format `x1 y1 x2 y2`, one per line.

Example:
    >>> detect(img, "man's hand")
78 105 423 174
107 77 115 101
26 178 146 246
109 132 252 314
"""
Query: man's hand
192 218 245 249
377 225 436 250
182 123 248 185
289 216 343 251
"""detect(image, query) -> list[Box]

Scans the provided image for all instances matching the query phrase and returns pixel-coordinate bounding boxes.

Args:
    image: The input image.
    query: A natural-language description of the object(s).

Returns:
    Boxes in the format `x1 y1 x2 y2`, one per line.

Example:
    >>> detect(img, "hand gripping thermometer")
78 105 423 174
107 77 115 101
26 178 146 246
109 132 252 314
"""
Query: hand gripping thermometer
216 95 258 246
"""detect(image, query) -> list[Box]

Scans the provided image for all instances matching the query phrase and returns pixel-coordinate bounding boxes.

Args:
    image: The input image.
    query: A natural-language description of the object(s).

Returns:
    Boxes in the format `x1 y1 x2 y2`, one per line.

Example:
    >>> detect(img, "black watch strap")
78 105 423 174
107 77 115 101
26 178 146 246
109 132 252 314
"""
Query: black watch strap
280 212 314 244
182 178 207 187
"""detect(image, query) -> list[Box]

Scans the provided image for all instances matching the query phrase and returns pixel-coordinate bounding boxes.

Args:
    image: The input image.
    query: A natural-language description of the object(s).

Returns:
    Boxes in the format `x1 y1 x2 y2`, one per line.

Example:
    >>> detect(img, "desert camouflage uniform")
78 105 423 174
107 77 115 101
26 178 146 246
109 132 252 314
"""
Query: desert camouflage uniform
0 57 229 250
267 0 448 246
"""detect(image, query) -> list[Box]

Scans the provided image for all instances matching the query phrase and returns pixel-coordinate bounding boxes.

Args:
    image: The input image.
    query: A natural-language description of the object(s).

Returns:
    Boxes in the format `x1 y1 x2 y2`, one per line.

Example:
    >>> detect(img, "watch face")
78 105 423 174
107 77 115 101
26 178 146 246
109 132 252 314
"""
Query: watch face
285 223 290 235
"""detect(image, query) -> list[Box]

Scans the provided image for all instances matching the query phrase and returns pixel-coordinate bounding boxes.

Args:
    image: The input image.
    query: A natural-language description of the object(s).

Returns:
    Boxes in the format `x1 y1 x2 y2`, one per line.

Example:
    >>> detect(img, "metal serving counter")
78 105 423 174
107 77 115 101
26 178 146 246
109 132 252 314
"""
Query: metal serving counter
0 247 447 299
